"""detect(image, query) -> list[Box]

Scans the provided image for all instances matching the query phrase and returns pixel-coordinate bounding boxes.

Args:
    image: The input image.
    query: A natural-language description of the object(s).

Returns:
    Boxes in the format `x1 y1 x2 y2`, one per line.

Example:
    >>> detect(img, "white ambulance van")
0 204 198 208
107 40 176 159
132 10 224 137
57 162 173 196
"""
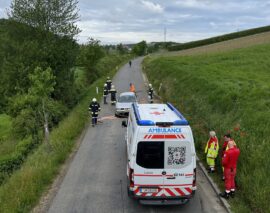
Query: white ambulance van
125 103 196 205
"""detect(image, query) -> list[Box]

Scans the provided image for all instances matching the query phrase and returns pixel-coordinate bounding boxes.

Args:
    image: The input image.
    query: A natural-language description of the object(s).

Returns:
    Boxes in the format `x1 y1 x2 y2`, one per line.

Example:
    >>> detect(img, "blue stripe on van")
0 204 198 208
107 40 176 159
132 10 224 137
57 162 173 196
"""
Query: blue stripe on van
132 103 155 126
167 103 189 125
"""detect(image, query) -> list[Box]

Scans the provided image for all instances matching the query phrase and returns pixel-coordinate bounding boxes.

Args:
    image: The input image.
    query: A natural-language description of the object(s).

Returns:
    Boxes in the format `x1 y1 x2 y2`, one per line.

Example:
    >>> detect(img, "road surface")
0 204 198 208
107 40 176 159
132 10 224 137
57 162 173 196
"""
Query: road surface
48 58 226 213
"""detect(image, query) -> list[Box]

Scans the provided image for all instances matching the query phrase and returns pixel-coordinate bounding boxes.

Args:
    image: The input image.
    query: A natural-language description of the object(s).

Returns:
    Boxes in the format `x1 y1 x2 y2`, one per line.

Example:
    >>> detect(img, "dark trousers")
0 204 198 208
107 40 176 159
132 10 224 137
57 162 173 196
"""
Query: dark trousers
92 116 98 125
103 96 107 104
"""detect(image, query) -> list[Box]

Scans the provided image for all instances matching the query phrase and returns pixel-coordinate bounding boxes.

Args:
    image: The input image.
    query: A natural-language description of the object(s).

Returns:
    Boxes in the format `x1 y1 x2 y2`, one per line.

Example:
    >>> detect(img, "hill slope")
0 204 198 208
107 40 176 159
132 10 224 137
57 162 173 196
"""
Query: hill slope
144 43 270 213
168 25 270 52
165 31 270 56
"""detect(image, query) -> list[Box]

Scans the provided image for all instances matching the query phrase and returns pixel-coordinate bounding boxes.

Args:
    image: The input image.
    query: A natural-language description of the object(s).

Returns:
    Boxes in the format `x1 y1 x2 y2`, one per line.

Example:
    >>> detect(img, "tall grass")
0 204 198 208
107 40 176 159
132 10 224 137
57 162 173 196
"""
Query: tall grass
0 55 130 212
144 43 270 213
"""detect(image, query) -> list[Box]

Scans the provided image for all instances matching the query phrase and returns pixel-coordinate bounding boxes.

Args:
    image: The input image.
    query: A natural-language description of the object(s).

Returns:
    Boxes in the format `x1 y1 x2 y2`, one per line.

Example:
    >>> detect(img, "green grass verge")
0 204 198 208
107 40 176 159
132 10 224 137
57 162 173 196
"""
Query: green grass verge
0 55 130 213
143 43 270 213
168 25 270 51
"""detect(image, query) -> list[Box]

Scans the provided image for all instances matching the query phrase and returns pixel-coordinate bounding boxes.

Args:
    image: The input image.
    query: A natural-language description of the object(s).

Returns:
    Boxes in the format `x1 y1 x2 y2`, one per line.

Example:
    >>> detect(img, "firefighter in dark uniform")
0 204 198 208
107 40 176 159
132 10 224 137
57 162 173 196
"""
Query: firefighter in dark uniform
110 85 117 105
103 83 108 104
89 98 101 127
106 76 112 92
148 83 154 103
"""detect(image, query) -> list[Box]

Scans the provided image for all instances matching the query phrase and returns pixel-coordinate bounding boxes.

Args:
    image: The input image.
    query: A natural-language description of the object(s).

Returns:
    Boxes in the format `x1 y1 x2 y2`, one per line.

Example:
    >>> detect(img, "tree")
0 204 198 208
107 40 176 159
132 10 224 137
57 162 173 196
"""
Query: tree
116 43 127 55
9 67 56 144
0 19 79 109
78 38 105 83
9 0 80 37
132 40 147 56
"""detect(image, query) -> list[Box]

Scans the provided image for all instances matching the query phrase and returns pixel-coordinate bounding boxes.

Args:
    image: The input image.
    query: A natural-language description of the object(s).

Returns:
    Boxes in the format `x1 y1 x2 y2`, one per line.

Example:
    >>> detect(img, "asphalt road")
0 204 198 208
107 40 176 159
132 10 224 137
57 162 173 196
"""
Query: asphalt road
48 58 227 213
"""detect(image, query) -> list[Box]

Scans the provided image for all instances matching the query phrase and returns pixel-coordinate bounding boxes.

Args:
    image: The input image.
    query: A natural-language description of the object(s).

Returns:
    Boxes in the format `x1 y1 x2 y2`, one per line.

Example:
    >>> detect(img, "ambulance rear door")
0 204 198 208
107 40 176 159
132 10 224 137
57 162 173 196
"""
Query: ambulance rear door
133 141 164 196
162 137 195 197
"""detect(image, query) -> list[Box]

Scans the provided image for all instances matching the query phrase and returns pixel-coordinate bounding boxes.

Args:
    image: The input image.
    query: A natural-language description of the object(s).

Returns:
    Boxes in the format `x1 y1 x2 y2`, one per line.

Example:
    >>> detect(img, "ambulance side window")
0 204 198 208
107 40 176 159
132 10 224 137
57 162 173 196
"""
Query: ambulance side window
136 142 164 169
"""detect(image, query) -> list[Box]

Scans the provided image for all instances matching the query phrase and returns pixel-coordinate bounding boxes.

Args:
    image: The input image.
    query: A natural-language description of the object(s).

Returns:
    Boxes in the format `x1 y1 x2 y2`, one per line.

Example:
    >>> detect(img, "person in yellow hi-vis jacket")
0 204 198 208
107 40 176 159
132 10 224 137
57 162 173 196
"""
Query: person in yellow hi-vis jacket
205 131 219 173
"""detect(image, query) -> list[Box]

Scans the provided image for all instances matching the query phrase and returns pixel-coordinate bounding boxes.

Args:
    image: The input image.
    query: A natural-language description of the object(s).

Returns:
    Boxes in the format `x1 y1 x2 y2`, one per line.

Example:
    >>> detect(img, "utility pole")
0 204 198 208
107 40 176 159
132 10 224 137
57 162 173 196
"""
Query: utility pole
164 26 167 43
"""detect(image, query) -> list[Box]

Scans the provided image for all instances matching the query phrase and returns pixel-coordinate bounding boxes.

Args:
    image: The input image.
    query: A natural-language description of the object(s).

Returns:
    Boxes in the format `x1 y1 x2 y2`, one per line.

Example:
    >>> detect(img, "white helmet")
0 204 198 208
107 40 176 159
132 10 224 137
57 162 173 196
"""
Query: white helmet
104 83 107 87
92 98 97 102
209 131 216 137
111 85 115 89
149 84 152 87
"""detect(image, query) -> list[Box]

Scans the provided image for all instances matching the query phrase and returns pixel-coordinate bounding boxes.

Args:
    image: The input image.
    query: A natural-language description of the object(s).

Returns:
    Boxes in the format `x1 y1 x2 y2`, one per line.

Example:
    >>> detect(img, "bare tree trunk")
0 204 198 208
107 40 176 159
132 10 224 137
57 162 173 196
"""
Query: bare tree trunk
42 99 50 145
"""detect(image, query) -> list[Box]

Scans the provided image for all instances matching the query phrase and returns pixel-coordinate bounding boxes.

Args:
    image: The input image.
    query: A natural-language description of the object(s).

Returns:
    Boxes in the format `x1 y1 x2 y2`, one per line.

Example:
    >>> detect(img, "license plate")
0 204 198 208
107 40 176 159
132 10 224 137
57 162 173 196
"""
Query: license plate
140 188 158 193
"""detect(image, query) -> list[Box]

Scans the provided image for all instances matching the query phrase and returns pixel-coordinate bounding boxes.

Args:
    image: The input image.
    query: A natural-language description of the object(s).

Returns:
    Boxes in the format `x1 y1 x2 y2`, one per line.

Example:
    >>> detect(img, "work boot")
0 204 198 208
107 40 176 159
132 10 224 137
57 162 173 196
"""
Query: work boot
208 168 215 173
219 191 230 199
230 191 235 198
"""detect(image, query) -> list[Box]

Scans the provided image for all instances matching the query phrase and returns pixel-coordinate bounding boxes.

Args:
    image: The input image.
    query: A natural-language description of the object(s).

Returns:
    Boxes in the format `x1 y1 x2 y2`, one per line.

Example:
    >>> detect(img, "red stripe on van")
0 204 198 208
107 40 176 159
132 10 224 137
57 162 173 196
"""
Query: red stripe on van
185 173 193 176
134 184 193 187
151 135 164 139
165 188 176 196
185 187 193 194
134 188 140 194
144 135 148 139
165 135 178 139
174 188 185 196
134 174 163 177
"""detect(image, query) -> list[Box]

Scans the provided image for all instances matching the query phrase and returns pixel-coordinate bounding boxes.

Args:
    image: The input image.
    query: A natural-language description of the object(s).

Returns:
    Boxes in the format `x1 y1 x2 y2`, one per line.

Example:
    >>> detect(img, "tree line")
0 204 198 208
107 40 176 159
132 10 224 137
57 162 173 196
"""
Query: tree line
0 0 156 144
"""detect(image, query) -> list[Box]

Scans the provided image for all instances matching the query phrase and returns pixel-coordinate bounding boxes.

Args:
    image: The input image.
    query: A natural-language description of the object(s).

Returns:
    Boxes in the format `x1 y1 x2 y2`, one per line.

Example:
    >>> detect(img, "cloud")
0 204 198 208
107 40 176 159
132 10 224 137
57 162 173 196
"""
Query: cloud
141 0 164 13
1 0 270 44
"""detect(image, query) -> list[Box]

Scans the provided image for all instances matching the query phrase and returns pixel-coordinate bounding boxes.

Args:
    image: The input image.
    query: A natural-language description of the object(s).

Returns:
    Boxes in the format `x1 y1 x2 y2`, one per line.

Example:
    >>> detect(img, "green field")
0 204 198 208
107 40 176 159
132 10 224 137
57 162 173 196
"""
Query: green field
144 43 270 213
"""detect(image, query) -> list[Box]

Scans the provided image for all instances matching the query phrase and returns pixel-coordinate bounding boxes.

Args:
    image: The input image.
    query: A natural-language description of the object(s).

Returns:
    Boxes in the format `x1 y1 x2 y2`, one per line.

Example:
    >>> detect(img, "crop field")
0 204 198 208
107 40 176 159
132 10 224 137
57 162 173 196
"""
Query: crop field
162 31 270 56
144 42 270 213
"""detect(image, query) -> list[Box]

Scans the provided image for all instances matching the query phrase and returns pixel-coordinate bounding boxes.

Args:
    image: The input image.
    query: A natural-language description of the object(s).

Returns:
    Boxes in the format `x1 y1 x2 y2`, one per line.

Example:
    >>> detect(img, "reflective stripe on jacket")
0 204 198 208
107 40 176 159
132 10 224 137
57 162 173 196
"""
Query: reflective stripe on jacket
205 136 219 158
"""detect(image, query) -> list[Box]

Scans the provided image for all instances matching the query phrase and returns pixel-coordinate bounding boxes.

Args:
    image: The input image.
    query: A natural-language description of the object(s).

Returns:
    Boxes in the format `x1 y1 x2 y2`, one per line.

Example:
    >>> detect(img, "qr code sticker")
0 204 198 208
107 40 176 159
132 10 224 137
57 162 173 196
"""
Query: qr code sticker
167 147 186 165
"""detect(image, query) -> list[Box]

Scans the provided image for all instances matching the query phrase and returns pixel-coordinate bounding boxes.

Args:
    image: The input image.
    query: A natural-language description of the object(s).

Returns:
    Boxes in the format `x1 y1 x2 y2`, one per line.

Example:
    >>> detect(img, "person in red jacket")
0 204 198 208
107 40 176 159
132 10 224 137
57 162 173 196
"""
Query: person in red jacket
220 140 240 199
221 134 237 180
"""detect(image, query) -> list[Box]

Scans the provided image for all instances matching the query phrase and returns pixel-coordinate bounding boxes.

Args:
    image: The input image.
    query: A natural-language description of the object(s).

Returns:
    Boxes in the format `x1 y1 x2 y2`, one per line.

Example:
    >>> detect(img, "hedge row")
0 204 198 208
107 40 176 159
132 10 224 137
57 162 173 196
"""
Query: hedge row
168 25 270 51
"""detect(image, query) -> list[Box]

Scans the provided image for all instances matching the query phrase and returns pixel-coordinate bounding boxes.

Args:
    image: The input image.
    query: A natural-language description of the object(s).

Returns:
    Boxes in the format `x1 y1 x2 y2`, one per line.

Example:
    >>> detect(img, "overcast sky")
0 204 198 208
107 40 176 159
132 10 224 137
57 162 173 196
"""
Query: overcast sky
1 0 270 44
